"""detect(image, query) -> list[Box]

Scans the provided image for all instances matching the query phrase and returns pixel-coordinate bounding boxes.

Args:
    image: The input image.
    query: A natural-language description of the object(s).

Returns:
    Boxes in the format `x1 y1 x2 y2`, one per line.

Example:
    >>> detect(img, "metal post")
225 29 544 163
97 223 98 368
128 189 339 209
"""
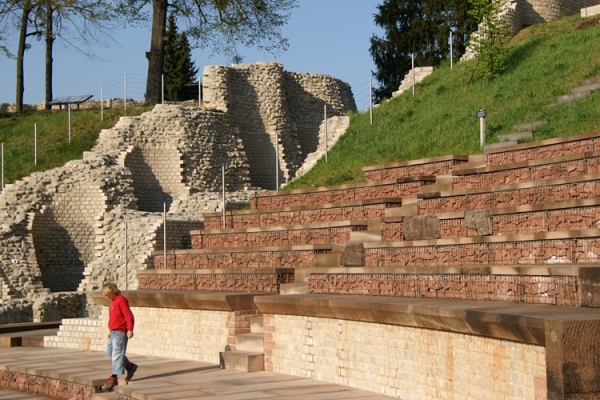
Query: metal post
198 80 201 106
275 133 279 190
222 164 226 229
34 123 36 165
163 203 167 269
324 105 328 162
162 75 164 104
124 73 127 111
68 103 71 143
369 78 373 125
480 114 486 148
100 85 104 121
124 221 128 290
1 142 3 190
450 31 453 70
412 53 415 96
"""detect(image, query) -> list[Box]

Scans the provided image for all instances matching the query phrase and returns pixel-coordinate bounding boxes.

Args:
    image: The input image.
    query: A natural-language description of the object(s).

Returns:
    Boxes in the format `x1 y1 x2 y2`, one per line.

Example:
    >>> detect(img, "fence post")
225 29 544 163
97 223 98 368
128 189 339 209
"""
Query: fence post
324 105 328 162
222 164 226 229
369 78 373 124
68 103 71 143
100 85 104 121
124 72 127 111
163 203 167 269
275 133 279 190
124 221 128 290
34 124 36 165
1 142 3 190
412 53 415 96
450 31 453 70
162 75 164 104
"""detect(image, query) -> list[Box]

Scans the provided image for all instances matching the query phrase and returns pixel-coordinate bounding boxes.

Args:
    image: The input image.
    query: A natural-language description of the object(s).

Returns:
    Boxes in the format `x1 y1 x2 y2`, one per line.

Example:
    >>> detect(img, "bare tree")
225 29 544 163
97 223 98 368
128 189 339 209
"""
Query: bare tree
118 0 297 105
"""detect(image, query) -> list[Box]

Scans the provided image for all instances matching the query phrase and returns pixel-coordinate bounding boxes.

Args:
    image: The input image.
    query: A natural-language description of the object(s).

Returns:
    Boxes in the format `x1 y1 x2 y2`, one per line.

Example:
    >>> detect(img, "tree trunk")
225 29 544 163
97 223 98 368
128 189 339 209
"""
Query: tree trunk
145 0 167 105
45 1 53 110
16 0 32 113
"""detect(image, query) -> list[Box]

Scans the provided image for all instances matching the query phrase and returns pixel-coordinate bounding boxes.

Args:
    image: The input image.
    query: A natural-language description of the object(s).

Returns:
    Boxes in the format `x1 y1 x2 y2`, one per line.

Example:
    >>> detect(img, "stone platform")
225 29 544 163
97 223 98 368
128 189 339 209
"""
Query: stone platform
0 347 393 400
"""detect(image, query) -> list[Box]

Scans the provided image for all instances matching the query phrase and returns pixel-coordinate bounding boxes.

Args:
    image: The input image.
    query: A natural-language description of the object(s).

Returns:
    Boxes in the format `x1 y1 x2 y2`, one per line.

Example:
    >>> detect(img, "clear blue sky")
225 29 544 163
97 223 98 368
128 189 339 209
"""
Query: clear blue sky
0 1 384 111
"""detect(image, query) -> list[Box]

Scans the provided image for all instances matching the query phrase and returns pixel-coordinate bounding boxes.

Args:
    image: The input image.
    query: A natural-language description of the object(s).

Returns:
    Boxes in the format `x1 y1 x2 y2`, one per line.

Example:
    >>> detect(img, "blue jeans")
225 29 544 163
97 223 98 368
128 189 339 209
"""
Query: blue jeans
107 331 131 376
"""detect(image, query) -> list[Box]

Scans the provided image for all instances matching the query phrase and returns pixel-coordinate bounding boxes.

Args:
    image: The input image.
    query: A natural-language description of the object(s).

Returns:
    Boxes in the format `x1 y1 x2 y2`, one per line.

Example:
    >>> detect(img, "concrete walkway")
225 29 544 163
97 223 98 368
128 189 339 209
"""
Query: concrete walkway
0 347 393 400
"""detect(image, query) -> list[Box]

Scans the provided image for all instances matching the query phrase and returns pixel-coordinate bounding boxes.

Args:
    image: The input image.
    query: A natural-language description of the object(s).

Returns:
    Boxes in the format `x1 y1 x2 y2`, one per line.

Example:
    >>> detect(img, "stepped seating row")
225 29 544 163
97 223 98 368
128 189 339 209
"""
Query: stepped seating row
143 131 600 308
204 198 402 229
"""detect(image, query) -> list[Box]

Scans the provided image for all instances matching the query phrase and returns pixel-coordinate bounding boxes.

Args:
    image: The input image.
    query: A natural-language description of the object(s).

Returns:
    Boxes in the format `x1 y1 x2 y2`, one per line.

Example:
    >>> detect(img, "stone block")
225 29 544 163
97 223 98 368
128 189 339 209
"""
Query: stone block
465 210 493 236
339 242 365 267
402 215 441 240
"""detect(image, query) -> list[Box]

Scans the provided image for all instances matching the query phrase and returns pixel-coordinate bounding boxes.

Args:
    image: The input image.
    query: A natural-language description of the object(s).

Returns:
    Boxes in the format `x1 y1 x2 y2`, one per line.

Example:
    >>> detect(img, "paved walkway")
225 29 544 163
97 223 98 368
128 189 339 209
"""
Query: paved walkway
0 347 393 400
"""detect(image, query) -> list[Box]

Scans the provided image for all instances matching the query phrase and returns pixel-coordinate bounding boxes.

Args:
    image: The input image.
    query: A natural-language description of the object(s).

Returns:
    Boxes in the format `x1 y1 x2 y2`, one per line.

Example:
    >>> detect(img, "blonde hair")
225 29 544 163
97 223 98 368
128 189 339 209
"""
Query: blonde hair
101 282 121 296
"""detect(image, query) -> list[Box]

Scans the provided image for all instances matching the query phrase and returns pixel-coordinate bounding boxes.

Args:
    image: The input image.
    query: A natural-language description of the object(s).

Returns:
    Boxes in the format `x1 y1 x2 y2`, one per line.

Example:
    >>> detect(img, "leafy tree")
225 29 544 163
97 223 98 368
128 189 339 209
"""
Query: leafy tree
467 0 512 83
118 0 297 105
163 15 198 101
370 0 476 102
1 0 122 111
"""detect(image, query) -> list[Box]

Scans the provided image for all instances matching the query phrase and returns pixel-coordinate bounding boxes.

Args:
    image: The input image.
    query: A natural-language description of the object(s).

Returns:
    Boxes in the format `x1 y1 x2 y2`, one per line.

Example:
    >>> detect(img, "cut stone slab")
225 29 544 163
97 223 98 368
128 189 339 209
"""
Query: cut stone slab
465 210 493 236
402 215 441 241
482 140 519 151
339 242 365 267
280 283 309 295
235 333 264 353
220 351 264 372
513 121 547 131
498 132 533 142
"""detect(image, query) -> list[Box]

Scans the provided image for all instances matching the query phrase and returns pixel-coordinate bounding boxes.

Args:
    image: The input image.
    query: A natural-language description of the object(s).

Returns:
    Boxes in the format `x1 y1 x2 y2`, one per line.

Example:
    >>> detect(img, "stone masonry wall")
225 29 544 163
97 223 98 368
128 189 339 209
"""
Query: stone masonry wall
265 314 547 400
203 62 356 189
45 307 230 365
520 0 600 24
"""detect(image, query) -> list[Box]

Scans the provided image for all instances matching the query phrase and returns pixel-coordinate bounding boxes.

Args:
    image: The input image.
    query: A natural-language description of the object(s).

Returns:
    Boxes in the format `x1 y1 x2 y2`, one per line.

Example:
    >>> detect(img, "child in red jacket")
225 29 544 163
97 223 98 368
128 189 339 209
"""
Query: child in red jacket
99 282 138 392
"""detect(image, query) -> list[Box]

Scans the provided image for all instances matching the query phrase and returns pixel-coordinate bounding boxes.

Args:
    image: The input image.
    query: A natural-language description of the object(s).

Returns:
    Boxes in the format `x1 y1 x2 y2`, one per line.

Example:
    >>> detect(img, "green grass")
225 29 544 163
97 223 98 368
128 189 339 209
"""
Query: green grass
286 14 600 189
1 15 599 191
0 106 151 185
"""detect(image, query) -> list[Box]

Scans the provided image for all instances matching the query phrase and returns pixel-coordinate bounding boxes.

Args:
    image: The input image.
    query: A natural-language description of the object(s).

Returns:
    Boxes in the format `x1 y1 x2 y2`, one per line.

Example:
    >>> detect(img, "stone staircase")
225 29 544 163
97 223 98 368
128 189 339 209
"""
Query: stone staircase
131 129 600 397
220 315 265 372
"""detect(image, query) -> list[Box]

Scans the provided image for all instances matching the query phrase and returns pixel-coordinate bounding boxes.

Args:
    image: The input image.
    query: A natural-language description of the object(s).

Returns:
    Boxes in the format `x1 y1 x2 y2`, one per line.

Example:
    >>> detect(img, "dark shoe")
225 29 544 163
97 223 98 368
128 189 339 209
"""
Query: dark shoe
125 363 138 383
100 376 118 392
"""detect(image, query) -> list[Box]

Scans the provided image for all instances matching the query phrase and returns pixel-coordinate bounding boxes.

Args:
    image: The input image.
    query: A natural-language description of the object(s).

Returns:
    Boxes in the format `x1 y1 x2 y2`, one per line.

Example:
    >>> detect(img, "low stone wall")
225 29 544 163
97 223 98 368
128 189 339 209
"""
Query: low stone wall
264 314 546 399
155 249 320 269
0 300 33 324
33 292 87 322
45 307 234 364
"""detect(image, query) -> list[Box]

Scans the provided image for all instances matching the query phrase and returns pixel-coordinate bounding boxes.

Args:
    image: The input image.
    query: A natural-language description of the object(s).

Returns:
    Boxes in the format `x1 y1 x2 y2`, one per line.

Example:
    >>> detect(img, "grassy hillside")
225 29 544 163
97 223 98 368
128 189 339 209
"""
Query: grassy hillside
0 14 598 191
0 107 151 185
286 14 600 189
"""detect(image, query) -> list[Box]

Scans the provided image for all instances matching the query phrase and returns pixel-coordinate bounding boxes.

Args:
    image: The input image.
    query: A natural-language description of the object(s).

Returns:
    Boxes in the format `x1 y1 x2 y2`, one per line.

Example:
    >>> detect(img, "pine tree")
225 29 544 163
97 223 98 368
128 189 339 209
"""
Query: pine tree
369 0 477 102
164 15 198 101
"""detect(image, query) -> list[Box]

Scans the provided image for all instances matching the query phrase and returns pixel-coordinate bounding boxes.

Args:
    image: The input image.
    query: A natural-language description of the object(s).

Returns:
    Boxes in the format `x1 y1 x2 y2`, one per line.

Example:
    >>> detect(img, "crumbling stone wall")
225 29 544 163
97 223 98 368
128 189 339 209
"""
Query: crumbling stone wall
0 62 355 322
203 62 356 189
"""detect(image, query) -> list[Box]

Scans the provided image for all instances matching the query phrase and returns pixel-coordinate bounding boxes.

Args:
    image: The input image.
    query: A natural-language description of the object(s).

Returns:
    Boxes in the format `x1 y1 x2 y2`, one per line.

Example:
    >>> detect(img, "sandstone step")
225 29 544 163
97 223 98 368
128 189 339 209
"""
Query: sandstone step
482 140 519 151
452 150 600 190
571 82 600 94
581 4 600 17
557 92 589 104
280 282 310 295
362 155 469 182
252 176 436 209
190 220 368 249
305 265 589 306
584 76 600 85
235 333 264 353
137 267 295 292
418 173 600 215
203 198 403 230
384 199 600 241
154 244 331 270
220 350 264 372
497 132 532 142
512 120 547 131
0 328 59 347
250 316 263 334
485 130 600 166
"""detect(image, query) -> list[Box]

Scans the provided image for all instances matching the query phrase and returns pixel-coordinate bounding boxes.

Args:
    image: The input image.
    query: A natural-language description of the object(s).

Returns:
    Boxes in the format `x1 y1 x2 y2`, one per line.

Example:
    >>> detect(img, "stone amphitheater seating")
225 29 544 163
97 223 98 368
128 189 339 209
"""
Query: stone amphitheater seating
45 130 600 399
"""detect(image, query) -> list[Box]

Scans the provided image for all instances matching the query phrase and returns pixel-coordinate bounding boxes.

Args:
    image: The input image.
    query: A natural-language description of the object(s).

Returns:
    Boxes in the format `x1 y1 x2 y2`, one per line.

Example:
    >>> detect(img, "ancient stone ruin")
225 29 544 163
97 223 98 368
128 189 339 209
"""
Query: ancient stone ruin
0 62 356 321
